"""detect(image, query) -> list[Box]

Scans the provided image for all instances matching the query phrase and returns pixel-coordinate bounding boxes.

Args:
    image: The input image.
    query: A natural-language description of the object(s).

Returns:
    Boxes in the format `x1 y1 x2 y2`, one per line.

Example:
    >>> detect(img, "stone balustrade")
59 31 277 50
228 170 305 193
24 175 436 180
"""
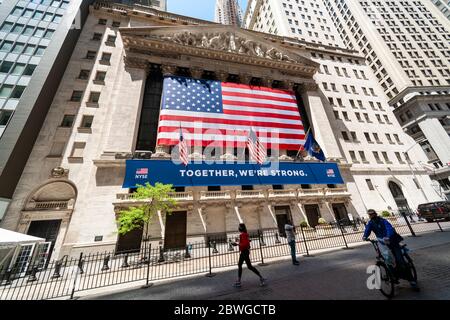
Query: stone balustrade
235 190 266 199
199 191 232 200
297 188 326 198
27 201 70 211
115 187 350 204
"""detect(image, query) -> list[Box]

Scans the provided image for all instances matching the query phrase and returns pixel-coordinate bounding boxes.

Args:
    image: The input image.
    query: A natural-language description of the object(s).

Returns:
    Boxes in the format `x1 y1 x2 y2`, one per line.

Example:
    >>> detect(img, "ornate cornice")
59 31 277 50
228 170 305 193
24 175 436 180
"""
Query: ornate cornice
120 26 319 77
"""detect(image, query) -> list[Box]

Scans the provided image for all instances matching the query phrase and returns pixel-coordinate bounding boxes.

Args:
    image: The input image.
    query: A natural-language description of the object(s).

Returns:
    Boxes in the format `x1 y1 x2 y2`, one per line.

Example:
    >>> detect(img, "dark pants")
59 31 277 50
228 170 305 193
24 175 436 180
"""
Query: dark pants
388 243 414 281
238 249 261 279
288 240 298 262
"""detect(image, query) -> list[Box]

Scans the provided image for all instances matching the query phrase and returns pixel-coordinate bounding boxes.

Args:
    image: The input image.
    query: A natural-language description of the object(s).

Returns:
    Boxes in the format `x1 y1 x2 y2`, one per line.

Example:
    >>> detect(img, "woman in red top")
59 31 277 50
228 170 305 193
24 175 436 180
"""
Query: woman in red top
233 223 266 287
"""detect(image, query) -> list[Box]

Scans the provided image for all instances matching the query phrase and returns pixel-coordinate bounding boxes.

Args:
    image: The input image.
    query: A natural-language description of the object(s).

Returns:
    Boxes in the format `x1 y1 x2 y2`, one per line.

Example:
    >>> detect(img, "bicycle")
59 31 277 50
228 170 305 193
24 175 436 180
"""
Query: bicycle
368 239 417 298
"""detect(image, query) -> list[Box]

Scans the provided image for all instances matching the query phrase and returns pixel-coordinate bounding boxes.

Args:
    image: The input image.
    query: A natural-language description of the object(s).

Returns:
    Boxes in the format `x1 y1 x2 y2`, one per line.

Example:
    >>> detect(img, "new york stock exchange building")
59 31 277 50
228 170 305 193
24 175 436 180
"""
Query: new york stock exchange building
0 0 440 261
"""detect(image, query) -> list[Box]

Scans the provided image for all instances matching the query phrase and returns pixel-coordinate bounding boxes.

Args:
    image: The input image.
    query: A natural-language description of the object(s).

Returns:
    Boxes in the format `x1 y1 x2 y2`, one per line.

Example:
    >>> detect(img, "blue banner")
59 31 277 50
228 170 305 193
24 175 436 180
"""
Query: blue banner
122 160 344 188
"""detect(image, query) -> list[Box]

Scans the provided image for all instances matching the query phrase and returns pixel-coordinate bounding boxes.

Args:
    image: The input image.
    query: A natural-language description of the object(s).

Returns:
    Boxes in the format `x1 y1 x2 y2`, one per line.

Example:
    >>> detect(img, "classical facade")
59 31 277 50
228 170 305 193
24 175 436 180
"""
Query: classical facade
0 1 441 259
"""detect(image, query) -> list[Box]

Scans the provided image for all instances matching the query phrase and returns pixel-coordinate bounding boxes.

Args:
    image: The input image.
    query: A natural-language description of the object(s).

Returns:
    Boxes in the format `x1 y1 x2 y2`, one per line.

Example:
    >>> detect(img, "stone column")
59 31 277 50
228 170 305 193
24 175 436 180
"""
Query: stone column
418 118 450 164
323 202 337 223
103 64 148 153
198 206 207 233
297 203 309 225
267 204 278 226
225 203 241 232
288 201 305 225
299 83 342 159
157 210 165 239
152 65 179 157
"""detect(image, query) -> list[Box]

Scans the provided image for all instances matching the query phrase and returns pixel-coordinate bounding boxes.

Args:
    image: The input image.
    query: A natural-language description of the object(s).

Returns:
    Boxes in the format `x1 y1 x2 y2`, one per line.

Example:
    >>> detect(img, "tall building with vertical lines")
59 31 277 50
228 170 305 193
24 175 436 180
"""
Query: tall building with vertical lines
429 0 450 19
215 0 243 26
0 0 93 220
245 0 450 199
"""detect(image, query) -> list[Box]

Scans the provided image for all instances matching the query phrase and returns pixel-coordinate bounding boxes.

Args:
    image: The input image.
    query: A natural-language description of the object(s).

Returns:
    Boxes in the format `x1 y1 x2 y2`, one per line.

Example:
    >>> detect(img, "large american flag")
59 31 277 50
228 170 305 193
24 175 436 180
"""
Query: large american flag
156 76 305 150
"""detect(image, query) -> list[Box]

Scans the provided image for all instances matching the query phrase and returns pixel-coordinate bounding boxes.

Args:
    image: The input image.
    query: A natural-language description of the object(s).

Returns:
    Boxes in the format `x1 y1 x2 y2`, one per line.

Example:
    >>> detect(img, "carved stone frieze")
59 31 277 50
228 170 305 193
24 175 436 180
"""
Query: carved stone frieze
120 26 319 77
154 31 299 64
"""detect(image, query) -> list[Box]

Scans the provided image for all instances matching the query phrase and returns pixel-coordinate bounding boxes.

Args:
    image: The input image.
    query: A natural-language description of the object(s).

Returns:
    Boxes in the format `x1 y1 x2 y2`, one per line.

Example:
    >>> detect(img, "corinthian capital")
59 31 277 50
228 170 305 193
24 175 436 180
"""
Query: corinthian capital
161 65 178 77
190 68 204 79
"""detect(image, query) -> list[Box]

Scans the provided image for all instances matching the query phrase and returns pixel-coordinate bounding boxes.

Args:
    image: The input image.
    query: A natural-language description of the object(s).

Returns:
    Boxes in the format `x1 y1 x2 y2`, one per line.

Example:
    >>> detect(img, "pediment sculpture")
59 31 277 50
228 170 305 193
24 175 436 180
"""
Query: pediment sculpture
150 31 298 63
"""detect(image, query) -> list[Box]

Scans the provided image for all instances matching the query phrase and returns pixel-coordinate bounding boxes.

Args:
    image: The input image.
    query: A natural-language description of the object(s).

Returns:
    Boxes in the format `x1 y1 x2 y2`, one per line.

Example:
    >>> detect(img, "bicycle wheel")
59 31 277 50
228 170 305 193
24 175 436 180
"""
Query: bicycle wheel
404 253 418 282
377 262 395 299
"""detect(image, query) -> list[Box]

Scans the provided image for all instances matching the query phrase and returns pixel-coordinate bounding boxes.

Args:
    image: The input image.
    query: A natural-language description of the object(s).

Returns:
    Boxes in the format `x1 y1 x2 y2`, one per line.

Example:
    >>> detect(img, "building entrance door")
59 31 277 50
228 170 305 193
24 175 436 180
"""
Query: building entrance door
304 204 320 227
116 227 143 254
274 206 291 237
27 220 61 262
164 211 187 250
388 181 411 214
332 203 349 224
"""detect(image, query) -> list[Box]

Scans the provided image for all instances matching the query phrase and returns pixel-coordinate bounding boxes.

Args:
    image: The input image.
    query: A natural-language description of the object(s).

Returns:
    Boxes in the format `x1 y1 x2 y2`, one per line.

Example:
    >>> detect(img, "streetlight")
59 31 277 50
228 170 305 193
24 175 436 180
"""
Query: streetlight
403 144 430 202
418 161 447 200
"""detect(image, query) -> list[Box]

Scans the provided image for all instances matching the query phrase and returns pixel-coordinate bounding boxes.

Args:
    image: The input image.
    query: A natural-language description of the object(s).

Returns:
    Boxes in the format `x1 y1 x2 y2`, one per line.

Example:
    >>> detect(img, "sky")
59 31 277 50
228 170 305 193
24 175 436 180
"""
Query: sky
167 0 248 22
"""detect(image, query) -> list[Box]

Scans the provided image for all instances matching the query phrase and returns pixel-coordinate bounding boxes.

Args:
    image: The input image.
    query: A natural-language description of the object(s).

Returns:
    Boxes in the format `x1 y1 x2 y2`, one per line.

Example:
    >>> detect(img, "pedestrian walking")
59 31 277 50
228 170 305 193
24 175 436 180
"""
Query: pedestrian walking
232 223 266 287
285 220 299 265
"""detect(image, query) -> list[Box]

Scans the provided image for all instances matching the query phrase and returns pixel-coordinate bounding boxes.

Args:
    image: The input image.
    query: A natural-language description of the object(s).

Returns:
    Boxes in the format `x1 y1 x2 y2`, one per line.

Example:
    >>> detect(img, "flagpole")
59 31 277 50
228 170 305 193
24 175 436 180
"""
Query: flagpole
296 127 311 158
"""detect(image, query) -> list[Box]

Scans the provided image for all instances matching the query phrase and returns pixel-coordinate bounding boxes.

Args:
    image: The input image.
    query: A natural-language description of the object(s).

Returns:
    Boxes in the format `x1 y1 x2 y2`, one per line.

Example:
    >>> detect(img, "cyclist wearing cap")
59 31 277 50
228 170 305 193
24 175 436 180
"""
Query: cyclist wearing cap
362 209 419 290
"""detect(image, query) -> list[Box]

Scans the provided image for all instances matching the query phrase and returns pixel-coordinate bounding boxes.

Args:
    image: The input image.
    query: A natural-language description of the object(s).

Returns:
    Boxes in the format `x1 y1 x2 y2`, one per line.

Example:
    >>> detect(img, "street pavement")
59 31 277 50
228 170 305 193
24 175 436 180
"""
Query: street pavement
84 231 450 300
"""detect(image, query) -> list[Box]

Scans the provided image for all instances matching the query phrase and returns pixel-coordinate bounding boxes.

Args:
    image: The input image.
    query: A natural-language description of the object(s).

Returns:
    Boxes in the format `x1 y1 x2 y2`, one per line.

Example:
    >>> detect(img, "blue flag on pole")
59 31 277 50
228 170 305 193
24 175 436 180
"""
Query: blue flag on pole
303 131 326 161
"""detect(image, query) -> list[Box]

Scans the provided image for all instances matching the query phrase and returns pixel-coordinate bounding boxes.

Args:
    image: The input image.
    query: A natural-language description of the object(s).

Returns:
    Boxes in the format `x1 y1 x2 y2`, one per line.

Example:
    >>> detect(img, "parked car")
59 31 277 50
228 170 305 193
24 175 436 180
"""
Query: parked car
417 201 450 222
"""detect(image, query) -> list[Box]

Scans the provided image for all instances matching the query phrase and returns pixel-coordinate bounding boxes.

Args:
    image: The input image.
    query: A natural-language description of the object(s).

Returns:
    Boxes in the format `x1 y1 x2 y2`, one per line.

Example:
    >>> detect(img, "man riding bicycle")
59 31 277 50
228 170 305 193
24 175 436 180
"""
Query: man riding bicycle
362 209 419 290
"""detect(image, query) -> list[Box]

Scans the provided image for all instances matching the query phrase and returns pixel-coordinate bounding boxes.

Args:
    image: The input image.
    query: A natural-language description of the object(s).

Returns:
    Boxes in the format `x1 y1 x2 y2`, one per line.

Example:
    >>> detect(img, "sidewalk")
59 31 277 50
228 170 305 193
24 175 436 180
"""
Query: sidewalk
81 230 450 300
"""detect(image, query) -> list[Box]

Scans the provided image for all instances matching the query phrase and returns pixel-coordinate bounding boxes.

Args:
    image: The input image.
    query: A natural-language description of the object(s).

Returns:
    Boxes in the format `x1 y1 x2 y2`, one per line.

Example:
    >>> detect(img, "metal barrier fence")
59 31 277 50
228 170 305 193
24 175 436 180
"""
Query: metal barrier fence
1 211 448 300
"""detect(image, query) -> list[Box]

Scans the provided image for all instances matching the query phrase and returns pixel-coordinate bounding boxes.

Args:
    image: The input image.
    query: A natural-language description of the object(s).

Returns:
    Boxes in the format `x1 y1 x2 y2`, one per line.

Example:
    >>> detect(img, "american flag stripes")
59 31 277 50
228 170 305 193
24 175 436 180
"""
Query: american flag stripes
157 76 305 150
247 128 266 164
178 127 189 166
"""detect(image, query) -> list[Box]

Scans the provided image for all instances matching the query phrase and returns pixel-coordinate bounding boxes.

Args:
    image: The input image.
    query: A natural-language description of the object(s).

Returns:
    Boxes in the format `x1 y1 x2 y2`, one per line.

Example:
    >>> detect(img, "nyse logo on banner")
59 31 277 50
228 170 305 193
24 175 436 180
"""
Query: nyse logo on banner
135 168 148 179
327 169 336 178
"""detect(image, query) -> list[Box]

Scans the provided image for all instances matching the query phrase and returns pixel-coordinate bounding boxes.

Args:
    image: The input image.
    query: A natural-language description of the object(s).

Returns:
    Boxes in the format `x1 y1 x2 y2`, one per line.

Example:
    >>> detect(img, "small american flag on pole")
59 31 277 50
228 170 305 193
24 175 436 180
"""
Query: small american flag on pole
247 128 266 165
178 127 189 166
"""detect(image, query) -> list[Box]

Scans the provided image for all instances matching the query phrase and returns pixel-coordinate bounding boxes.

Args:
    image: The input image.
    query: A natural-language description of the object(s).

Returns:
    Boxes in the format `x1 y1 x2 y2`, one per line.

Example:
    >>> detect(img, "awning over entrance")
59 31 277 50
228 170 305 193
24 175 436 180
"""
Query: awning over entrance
122 160 344 188
0 228 45 248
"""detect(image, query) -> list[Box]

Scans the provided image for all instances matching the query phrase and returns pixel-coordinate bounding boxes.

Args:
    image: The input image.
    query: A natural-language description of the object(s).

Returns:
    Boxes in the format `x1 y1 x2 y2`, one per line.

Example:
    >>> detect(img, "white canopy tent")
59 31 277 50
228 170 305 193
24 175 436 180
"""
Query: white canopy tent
0 228 45 270
0 228 45 248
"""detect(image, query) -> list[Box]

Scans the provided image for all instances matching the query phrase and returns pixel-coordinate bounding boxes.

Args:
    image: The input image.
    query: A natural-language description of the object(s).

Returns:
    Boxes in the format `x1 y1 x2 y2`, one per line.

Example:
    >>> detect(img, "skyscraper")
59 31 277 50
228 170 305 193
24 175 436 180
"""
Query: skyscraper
0 0 93 219
244 0 448 205
245 0 450 199
429 0 450 20
215 0 243 26
321 0 450 199
113 0 167 11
